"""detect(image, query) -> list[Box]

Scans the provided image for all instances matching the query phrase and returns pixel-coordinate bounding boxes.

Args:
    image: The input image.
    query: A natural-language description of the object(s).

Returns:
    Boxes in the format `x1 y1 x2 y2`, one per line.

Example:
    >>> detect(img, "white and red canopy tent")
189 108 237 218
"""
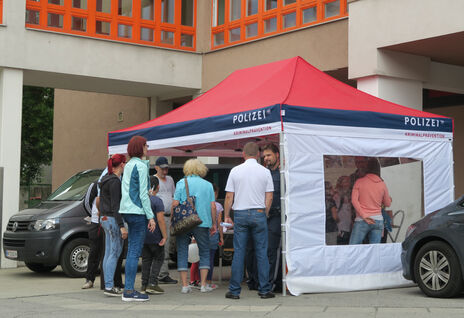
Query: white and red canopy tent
108 57 454 295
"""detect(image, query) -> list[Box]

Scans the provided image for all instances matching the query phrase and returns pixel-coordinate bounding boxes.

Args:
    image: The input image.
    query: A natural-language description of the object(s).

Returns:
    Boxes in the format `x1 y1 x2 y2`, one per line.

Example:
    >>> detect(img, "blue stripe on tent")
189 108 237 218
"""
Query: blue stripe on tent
282 105 453 133
109 104 282 146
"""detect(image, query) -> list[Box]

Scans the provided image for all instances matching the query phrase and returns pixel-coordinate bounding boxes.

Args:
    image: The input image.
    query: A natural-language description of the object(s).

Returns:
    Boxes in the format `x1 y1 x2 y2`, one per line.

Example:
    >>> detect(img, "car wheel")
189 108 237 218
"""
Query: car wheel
60 238 90 278
25 262 57 273
413 241 463 298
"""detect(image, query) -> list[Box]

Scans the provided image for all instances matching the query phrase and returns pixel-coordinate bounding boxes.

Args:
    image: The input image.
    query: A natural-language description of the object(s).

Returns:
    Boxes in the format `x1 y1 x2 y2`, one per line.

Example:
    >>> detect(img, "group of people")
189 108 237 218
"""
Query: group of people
82 136 177 302
325 156 392 245
82 138 283 301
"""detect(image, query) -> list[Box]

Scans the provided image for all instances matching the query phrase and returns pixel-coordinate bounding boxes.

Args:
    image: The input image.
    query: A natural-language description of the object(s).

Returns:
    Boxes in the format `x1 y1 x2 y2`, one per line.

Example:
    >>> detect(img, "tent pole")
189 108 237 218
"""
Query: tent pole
279 131 287 296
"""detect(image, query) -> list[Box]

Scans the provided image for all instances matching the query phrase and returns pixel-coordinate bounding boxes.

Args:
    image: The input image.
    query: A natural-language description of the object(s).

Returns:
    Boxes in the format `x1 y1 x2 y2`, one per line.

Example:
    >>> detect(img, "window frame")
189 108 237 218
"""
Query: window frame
25 0 196 51
211 0 347 50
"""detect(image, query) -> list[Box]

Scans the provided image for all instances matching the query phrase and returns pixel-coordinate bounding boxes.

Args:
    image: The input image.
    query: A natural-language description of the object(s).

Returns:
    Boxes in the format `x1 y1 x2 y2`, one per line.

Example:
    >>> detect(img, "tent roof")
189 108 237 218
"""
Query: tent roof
108 57 453 155
113 56 448 134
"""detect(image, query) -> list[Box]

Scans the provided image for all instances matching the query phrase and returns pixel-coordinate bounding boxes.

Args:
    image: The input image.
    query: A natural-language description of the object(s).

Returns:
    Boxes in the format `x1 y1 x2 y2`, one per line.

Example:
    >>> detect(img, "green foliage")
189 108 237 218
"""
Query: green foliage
21 87 54 184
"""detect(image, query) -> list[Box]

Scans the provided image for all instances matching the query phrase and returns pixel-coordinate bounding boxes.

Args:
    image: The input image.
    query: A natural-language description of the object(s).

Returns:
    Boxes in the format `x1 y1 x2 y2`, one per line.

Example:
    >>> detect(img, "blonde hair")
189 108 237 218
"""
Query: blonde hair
183 159 208 177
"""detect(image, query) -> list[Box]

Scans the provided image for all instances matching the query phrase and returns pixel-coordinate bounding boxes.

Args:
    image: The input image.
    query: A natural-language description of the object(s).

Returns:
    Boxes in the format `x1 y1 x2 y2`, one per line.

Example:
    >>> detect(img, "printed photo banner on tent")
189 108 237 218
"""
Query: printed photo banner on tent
282 121 454 295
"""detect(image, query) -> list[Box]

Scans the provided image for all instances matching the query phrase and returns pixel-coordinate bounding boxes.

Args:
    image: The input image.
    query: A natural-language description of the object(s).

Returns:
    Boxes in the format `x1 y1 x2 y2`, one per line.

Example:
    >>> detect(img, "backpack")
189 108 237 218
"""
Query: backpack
83 182 98 217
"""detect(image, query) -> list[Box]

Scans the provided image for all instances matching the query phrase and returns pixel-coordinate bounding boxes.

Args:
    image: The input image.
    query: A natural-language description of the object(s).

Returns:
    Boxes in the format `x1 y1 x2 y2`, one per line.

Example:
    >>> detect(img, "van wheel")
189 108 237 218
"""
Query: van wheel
25 262 57 273
413 241 463 298
60 238 90 278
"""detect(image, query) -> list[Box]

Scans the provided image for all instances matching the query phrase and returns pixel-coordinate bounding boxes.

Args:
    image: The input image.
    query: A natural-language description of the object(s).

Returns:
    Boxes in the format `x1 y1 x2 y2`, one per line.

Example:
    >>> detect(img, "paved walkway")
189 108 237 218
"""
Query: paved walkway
1 266 463 317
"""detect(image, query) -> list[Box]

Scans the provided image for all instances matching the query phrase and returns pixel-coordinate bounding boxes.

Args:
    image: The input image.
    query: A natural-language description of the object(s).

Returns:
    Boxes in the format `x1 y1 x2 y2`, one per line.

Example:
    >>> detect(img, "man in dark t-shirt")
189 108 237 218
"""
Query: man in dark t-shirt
141 176 168 294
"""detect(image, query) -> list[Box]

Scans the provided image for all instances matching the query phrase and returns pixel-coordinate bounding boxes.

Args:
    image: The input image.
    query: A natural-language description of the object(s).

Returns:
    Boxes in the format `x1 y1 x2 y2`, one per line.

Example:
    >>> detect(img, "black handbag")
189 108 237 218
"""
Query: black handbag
170 177 203 236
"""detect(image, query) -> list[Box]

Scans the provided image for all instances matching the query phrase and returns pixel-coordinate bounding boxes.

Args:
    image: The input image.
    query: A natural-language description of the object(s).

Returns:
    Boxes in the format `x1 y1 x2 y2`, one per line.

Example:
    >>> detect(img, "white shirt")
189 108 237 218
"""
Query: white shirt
155 175 175 214
225 158 274 210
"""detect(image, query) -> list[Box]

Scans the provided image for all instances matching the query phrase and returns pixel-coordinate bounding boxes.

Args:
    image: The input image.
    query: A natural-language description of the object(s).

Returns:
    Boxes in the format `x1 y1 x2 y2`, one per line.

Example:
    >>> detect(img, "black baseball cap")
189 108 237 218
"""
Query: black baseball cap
155 156 169 168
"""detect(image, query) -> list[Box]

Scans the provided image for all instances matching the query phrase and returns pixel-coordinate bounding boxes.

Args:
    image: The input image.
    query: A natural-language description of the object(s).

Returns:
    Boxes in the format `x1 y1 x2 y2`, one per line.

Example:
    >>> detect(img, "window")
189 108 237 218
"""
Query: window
140 27 154 41
96 20 111 35
302 6 317 24
325 0 340 18
161 30 175 44
26 10 40 25
141 0 154 20
264 17 277 33
48 13 63 28
118 0 132 17
229 27 241 42
25 0 197 51
162 0 175 23
72 16 86 31
118 24 132 38
211 0 348 49
266 0 277 11
181 0 194 26
283 11 296 29
230 0 241 21
72 0 87 9
246 22 257 38
49 0 64 5
213 0 225 26
181 34 194 47
96 0 111 13
247 0 258 16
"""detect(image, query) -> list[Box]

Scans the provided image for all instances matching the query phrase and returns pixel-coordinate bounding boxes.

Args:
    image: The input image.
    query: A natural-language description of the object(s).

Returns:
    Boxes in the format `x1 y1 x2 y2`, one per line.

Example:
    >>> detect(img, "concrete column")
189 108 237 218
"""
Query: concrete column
0 68 23 268
357 75 423 110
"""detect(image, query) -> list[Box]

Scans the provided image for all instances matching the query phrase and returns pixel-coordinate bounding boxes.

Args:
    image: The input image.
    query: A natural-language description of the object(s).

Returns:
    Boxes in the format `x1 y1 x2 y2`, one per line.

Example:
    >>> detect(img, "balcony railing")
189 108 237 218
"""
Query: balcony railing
211 0 347 49
25 0 196 51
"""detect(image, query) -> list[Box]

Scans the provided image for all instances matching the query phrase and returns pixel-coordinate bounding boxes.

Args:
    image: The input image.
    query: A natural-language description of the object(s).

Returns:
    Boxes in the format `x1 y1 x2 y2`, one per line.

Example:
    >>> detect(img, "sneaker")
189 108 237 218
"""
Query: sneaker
207 283 218 290
140 285 147 294
104 287 122 297
82 280 93 289
146 284 164 294
200 285 213 293
181 286 192 294
188 280 201 289
159 276 178 284
122 290 149 302
225 291 240 299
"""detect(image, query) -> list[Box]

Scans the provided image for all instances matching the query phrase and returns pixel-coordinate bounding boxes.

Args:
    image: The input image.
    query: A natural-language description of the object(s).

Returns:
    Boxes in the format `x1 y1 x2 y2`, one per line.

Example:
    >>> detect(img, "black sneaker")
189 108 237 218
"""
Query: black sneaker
158 276 178 284
258 291 275 299
225 291 240 299
104 287 122 297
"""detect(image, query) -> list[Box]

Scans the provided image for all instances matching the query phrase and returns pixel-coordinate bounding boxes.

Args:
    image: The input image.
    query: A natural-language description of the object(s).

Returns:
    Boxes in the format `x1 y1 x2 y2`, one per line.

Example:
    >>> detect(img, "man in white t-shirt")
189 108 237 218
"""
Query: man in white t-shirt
154 157 178 284
224 142 275 300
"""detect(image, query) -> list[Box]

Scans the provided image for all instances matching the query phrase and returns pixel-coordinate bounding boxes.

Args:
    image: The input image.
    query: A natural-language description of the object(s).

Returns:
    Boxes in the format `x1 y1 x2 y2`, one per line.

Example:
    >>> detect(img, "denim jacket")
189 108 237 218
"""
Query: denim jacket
119 157 154 220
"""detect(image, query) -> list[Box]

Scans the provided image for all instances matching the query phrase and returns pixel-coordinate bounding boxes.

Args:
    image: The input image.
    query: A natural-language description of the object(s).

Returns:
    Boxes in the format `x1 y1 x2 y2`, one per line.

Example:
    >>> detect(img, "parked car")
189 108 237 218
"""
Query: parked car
3 169 103 277
401 196 464 297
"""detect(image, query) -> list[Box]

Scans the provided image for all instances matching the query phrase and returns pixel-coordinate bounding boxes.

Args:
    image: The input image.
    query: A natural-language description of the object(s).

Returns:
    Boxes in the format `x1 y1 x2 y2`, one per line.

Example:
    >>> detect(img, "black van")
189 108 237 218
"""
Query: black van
3 164 233 277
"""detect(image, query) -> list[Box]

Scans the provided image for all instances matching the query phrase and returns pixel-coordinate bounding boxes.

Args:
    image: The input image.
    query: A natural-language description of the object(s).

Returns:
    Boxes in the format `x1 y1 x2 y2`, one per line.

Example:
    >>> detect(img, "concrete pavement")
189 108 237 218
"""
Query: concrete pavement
0 266 463 317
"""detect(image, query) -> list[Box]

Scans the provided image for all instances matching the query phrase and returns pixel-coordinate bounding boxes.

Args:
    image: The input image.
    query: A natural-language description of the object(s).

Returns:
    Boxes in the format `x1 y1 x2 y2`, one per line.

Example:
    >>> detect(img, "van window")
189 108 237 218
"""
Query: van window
48 170 103 201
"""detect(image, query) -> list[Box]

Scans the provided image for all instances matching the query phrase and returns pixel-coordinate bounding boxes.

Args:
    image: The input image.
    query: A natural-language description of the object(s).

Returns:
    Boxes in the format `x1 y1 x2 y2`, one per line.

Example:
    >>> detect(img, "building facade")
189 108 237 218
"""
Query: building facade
1 0 464 268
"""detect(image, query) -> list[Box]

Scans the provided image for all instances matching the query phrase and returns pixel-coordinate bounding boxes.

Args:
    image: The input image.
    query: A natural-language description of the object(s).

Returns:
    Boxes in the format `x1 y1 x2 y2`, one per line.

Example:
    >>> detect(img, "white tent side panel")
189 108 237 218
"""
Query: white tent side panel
283 122 454 295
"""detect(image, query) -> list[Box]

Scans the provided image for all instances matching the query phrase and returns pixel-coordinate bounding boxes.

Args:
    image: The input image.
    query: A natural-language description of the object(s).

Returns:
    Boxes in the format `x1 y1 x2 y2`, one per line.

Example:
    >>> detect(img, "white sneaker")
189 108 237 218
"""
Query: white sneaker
207 283 218 290
181 286 192 294
200 285 213 293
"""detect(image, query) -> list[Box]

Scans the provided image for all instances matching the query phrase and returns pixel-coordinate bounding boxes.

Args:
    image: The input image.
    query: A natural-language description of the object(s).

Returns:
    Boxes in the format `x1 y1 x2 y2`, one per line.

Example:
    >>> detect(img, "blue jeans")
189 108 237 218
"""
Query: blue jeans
349 219 383 244
122 214 147 292
229 209 271 295
176 226 210 271
100 216 123 290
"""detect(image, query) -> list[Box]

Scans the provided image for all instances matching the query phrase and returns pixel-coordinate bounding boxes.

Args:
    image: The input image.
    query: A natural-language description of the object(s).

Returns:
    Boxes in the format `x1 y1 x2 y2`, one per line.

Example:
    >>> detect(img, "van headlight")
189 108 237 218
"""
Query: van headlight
31 219 59 231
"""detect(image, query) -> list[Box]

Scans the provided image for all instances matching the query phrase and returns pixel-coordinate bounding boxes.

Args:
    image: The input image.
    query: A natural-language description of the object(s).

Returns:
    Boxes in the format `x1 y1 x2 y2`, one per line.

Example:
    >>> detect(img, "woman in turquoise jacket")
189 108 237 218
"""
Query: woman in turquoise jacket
119 136 156 302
